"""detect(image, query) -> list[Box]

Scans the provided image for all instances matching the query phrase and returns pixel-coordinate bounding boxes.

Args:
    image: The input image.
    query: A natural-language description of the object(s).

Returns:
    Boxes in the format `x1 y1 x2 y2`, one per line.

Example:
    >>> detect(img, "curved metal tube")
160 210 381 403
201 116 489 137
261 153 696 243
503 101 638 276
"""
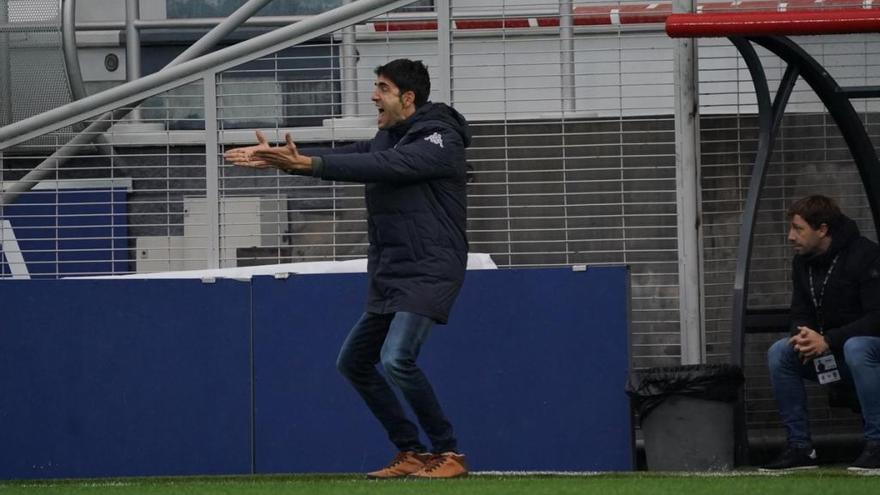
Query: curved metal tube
728 37 772 366
726 37 799 467
729 38 799 368
752 35 880 234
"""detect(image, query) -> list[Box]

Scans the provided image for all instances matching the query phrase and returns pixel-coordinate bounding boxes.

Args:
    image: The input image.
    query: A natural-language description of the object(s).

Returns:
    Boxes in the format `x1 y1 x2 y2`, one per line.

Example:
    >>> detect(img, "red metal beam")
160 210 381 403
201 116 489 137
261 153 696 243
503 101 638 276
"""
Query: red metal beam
666 8 880 37
366 3 880 34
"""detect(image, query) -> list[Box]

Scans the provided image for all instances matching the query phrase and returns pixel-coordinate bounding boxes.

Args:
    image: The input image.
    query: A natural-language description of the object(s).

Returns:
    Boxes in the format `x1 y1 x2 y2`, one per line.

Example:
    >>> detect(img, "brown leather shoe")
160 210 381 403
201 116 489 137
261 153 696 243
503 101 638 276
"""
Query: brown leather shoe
366 451 432 479
409 452 468 479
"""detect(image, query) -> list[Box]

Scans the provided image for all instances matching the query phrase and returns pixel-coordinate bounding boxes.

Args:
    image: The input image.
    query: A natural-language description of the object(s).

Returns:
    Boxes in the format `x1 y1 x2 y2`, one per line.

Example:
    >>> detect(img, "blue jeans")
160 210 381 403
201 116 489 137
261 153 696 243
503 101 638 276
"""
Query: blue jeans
336 311 457 453
768 336 880 447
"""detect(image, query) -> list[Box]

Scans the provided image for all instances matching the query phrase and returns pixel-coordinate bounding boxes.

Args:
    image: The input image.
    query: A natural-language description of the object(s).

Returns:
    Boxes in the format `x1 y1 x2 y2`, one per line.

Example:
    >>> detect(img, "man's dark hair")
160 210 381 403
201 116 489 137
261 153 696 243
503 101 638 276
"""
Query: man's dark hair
375 59 431 107
787 195 842 230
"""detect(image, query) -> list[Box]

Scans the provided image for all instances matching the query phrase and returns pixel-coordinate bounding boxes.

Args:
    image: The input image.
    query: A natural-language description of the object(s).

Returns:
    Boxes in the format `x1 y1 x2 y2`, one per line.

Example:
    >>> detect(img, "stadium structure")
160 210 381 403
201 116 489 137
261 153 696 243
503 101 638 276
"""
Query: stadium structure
1 0 879 479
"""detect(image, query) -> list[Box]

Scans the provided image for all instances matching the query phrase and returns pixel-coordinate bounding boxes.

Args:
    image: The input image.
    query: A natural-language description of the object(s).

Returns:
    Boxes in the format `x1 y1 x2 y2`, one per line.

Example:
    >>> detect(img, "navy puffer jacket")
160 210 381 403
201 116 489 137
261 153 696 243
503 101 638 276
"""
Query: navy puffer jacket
303 102 471 323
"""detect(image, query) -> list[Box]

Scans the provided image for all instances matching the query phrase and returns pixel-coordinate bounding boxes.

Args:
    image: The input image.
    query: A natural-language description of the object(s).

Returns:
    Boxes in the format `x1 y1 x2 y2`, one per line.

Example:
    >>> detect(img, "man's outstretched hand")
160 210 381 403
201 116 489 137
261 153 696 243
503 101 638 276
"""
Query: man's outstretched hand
223 130 313 175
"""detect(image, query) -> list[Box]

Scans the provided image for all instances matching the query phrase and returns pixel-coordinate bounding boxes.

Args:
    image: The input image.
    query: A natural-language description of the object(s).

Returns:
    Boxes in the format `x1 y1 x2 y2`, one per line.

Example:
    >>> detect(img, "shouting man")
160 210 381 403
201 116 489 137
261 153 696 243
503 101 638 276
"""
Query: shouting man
224 59 471 479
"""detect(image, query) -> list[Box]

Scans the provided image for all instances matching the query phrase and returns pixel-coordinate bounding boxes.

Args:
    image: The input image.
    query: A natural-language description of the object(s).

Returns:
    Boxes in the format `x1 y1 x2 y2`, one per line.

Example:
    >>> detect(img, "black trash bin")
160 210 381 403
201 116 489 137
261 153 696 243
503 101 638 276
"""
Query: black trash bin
626 364 744 471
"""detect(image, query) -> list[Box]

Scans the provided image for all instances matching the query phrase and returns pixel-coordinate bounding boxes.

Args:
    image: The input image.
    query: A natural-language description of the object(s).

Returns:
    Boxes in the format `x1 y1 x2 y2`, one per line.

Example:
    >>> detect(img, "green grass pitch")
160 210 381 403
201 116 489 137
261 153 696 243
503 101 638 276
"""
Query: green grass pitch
1 471 878 495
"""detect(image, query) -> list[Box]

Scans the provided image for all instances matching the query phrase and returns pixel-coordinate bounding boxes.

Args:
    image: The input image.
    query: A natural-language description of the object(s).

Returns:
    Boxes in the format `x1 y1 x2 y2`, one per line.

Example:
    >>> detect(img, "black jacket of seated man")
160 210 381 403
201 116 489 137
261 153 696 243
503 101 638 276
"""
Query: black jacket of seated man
789 213 880 353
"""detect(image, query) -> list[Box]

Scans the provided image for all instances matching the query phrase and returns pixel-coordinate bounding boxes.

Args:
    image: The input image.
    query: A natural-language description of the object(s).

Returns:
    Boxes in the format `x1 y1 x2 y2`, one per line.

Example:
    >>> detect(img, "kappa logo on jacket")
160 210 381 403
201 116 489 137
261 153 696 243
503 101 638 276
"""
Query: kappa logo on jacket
424 132 444 148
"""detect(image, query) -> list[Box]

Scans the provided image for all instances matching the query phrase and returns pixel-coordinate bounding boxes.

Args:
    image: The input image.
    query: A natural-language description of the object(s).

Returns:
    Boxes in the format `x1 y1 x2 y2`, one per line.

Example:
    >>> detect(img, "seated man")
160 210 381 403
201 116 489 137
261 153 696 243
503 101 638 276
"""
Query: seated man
762 195 880 472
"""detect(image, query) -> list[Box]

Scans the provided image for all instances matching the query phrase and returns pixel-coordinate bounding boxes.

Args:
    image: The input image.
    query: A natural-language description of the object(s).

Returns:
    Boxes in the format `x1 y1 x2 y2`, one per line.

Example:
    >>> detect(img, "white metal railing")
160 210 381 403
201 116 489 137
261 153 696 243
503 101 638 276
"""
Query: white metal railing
0 0 416 149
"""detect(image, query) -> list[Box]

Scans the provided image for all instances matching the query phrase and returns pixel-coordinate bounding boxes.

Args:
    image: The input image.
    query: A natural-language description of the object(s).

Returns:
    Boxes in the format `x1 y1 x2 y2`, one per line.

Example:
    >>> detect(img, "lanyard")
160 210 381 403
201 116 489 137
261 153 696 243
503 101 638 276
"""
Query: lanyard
808 253 839 332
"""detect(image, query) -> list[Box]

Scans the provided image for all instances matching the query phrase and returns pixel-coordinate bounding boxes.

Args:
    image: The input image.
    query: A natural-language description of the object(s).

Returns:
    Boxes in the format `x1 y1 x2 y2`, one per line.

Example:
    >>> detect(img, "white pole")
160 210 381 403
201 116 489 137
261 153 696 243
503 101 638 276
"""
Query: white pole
341 0 358 116
125 0 142 121
673 0 705 364
435 0 451 103
204 73 220 269
560 0 575 113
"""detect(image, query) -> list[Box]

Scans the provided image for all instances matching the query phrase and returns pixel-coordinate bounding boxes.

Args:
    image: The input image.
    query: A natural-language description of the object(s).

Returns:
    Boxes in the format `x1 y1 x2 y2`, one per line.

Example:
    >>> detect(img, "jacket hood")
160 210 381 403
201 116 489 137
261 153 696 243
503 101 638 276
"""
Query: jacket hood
806 214 860 265
390 102 471 148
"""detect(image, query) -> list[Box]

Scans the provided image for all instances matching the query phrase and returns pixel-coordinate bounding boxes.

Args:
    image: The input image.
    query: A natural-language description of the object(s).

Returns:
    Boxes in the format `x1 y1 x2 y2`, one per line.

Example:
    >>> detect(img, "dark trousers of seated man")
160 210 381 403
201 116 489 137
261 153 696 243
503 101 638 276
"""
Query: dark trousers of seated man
768 336 880 447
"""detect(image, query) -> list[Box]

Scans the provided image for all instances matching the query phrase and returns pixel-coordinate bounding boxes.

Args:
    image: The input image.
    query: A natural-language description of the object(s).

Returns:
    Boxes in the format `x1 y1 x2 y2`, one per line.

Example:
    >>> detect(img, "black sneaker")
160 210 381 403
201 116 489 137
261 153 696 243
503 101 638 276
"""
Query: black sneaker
759 445 818 471
848 441 880 473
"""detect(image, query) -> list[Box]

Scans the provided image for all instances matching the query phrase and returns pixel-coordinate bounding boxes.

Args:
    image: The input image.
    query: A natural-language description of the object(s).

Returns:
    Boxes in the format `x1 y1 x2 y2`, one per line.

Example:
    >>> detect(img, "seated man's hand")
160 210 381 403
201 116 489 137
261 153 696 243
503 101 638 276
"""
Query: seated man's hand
788 326 830 363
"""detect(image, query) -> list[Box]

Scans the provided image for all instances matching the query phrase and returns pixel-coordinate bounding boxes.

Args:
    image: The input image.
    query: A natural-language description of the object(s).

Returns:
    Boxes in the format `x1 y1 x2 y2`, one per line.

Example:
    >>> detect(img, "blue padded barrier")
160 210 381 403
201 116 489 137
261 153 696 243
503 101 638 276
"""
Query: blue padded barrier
252 267 632 472
0 266 631 479
0 279 253 479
